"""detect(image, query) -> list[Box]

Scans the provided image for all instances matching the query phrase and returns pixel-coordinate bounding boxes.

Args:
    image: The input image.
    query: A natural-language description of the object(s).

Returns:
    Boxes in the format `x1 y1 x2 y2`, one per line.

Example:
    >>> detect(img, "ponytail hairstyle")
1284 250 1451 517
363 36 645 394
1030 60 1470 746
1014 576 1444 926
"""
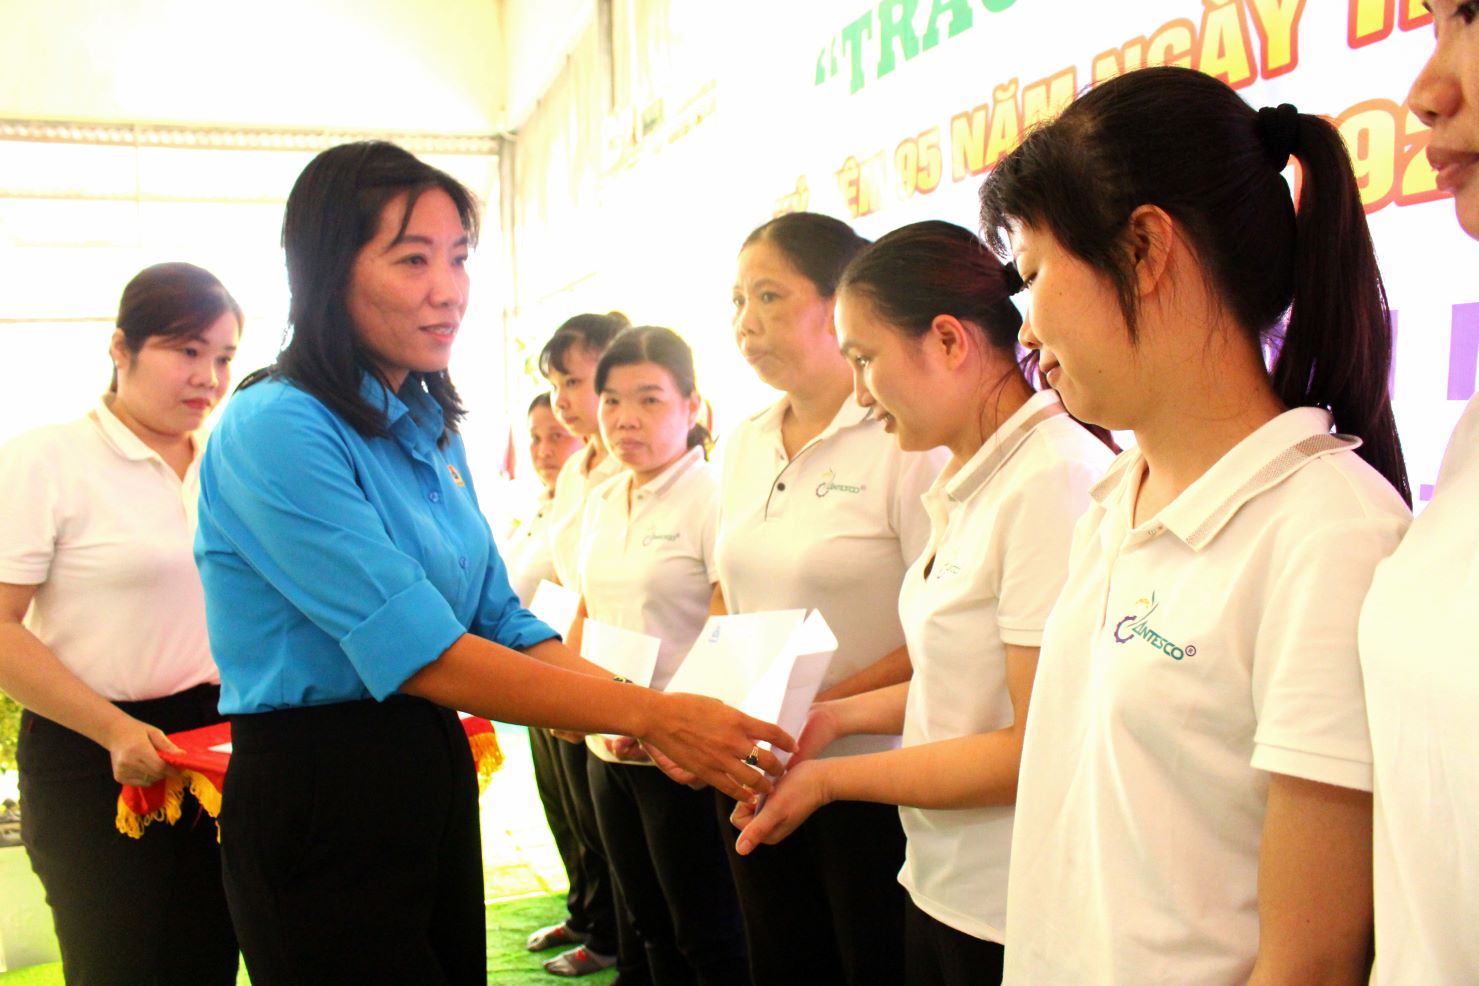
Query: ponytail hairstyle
113 262 243 393
741 212 869 298
594 326 713 454
839 220 1116 451
979 65 1408 503
268 141 479 447
838 219 1023 357
538 311 632 378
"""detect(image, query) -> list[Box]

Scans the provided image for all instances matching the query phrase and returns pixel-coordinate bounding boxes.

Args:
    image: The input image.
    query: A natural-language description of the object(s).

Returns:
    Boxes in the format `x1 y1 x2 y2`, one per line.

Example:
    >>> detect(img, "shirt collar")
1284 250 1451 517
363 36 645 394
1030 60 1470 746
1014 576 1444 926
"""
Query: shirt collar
935 390 1068 506
90 396 204 473
748 392 876 443
359 372 445 449
1090 406 1359 551
605 444 705 504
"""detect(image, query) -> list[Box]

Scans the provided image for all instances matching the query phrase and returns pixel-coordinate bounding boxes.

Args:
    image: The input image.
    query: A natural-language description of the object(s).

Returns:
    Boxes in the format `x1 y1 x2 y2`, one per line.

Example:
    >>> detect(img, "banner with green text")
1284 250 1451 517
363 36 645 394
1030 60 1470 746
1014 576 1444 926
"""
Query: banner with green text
717 0 1469 502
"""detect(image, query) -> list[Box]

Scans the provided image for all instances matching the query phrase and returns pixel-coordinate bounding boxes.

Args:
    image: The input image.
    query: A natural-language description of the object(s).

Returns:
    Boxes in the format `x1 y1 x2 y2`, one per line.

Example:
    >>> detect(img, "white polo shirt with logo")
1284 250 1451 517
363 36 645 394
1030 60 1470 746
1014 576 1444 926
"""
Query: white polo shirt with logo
1360 394 1479 986
1002 407 1410 986
578 445 717 765
547 443 624 590
0 400 220 701
897 390 1111 942
715 394 948 758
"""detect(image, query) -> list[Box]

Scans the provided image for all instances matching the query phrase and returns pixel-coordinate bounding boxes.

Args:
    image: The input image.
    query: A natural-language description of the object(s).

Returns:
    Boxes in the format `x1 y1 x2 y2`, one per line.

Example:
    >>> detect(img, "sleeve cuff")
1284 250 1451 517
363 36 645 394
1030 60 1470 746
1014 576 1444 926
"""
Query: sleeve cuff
0 564 47 584
1251 743 1373 793
998 624 1046 647
341 579 468 700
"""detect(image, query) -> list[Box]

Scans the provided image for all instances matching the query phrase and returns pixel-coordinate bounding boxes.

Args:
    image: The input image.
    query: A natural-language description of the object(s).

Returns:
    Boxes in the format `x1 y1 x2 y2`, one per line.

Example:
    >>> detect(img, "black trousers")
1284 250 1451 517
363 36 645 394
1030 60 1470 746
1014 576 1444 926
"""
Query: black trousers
531 724 612 943
219 697 483 986
17 683 238 986
553 733 637 968
715 792 907 986
904 896 1004 986
588 757 748 986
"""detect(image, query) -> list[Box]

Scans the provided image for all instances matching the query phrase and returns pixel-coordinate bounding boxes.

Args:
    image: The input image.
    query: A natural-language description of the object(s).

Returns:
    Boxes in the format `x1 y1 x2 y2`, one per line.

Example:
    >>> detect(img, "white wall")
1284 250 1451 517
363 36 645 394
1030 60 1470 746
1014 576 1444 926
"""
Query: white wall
499 0 596 129
1 0 505 132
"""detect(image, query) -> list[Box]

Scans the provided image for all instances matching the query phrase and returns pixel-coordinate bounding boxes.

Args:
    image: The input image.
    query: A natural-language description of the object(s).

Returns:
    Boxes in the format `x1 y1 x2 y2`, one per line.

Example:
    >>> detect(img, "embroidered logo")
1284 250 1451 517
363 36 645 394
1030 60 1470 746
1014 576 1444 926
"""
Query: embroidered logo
446 464 466 487
931 561 964 578
1112 593 1197 661
814 468 866 498
641 532 680 547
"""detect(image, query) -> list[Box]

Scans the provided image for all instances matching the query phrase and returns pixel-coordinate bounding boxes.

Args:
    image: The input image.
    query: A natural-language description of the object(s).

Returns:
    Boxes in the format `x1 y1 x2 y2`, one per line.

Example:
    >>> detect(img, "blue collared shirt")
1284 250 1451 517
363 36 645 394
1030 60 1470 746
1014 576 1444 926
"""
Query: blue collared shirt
196 373 557 714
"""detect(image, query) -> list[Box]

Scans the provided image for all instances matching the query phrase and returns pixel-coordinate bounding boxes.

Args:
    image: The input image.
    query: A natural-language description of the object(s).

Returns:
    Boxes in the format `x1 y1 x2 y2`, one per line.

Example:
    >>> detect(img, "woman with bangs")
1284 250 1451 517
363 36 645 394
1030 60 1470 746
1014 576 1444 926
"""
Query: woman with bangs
194 141 790 985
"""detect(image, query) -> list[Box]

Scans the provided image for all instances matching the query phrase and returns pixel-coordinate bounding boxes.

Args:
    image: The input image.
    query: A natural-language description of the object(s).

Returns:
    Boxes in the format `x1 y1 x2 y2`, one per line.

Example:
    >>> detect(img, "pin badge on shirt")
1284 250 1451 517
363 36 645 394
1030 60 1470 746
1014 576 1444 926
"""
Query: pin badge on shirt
447 464 466 487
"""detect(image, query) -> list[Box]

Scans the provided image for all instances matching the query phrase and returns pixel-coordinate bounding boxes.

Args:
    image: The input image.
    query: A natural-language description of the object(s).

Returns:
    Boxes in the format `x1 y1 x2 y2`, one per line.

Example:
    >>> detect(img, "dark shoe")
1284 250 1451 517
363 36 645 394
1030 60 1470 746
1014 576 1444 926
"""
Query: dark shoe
544 945 619 976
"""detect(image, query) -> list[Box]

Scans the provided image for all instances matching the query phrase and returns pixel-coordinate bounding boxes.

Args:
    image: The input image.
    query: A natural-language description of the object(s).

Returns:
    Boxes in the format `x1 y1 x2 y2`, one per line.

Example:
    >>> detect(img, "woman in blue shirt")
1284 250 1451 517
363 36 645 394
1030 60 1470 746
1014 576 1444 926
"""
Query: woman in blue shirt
195 140 790 986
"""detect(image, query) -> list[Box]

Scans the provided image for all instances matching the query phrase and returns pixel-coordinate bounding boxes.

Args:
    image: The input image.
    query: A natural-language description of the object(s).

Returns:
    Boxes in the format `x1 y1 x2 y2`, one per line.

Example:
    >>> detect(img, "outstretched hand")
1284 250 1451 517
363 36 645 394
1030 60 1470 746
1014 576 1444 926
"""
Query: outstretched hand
639 692 793 805
105 716 181 787
732 758 829 855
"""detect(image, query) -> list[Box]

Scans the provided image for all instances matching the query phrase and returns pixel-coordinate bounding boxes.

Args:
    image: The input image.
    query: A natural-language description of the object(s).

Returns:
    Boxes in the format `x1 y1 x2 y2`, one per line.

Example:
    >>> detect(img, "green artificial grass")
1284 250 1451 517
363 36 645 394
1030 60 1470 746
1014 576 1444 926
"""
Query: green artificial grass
0 894 616 986
488 894 619 985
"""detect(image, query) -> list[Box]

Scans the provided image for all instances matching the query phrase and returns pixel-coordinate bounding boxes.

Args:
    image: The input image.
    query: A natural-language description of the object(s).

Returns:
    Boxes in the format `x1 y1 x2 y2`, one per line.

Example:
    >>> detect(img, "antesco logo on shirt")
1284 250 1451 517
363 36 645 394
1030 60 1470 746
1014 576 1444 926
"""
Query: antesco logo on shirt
1112 593 1198 661
814 468 866 498
642 531 680 546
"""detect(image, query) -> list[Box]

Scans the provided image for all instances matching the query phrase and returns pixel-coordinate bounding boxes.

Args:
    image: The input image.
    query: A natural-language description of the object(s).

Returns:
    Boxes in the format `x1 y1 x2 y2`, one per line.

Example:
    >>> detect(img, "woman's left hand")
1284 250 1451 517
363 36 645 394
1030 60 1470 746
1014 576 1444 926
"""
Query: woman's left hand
732 759 830 855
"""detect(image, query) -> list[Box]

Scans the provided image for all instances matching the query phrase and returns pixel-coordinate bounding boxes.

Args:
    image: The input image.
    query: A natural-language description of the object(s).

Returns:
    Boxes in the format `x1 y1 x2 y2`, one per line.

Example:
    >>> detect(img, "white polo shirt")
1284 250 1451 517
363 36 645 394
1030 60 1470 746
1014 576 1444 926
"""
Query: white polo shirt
577 446 717 764
500 492 557 607
897 390 1111 942
1359 394 1479 986
1002 407 1410 986
0 400 220 702
715 394 947 758
547 443 624 590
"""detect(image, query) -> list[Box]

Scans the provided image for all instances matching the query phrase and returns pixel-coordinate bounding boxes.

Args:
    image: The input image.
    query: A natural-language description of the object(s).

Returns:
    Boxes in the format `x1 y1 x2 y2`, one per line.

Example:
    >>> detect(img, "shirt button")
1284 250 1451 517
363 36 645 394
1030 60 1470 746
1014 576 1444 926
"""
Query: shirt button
459 556 468 570
777 482 787 491
428 490 441 503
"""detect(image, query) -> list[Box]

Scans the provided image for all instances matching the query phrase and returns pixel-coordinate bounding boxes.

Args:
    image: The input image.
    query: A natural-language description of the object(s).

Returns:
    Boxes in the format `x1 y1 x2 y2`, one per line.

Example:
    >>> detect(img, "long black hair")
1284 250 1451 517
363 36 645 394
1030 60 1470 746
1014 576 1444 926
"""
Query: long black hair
251 141 479 445
979 66 1409 503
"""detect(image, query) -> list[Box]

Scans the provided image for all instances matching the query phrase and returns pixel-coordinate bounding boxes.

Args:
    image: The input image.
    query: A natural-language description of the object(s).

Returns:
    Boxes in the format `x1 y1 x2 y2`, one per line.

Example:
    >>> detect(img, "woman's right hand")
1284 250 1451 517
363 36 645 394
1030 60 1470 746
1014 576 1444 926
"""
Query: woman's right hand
732 758 831 854
103 715 180 787
639 692 793 805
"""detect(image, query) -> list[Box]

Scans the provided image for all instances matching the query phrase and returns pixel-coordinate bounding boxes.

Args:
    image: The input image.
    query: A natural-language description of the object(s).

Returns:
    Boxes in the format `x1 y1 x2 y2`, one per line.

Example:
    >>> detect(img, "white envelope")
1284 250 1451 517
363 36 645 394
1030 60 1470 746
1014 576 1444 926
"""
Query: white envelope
580 619 661 688
528 579 580 639
664 609 838 765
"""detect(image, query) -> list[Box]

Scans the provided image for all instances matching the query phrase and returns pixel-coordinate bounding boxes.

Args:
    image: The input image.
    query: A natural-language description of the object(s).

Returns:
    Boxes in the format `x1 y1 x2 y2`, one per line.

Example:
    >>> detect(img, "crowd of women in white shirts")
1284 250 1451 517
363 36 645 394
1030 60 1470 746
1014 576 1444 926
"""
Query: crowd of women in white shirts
1 15 1477 986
